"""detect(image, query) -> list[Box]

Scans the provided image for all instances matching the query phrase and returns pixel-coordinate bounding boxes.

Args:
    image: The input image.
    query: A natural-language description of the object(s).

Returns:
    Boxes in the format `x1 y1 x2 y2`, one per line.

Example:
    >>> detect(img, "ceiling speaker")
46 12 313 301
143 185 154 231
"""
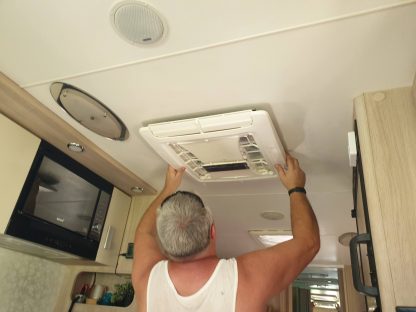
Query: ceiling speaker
110 1 166 45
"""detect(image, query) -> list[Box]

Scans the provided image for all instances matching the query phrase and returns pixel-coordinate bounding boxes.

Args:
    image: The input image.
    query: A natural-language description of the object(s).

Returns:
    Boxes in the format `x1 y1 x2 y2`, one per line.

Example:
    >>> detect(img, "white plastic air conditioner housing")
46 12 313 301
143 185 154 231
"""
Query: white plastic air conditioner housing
139 110 285 182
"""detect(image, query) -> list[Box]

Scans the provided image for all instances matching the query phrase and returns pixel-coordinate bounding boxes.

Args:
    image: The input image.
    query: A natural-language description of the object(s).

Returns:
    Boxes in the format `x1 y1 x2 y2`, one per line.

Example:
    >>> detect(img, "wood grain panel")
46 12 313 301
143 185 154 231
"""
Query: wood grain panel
0 72 156 196
412 72 416 106
338 268 346 312
354 94 396 310
363 87 416 306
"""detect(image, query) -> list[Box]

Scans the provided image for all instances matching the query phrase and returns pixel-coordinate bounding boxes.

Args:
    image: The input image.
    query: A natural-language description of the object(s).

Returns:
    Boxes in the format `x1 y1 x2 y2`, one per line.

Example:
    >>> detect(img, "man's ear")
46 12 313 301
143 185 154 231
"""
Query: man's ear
210 223 216 240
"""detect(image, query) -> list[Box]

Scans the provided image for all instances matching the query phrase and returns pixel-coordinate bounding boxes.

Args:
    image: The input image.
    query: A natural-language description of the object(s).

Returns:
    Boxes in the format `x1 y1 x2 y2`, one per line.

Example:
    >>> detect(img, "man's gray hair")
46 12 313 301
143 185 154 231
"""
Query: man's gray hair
156 191 213 259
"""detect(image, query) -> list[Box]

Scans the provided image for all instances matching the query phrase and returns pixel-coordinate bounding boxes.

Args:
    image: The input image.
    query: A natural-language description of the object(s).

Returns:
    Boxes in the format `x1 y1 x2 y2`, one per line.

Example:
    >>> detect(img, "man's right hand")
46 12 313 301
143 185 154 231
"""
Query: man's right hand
275 154 306 190
162 165 185 195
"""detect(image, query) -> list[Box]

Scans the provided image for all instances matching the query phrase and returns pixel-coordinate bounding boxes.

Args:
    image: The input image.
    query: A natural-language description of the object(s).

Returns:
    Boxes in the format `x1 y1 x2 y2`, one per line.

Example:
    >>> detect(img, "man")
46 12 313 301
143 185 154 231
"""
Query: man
132 154 320 311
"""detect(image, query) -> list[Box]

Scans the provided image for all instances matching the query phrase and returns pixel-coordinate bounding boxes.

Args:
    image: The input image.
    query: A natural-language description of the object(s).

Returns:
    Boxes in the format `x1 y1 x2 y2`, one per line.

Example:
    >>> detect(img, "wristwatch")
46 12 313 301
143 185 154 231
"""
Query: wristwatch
288 187 306 196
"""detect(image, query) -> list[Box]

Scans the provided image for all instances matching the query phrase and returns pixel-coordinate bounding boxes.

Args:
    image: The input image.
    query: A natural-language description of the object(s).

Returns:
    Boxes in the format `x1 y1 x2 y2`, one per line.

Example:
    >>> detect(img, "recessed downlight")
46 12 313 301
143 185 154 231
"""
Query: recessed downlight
67 142 85 153
260 211 284 221
131 186 144 193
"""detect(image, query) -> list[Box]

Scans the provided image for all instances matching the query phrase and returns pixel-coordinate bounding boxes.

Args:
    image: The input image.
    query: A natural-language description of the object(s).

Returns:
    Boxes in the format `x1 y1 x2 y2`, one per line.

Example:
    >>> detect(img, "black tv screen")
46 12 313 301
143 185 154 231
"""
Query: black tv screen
6 140 113 259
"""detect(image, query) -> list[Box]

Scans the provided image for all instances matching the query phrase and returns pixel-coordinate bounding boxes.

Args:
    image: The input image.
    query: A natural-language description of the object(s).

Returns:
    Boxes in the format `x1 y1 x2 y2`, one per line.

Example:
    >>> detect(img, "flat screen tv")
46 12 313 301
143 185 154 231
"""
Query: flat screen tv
6 140 113 260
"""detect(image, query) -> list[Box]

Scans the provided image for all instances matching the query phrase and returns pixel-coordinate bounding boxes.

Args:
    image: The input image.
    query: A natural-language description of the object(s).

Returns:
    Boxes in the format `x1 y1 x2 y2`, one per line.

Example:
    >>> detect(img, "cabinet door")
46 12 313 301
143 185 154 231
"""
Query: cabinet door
355 87 416 309
364 88 416 307
0 114 40 233
95 188 131 267
116 195 155 274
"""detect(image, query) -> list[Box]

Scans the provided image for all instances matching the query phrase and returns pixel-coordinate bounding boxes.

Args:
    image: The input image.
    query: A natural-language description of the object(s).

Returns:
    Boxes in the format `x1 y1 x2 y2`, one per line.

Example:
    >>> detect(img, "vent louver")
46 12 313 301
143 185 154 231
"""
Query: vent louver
139 110 285 182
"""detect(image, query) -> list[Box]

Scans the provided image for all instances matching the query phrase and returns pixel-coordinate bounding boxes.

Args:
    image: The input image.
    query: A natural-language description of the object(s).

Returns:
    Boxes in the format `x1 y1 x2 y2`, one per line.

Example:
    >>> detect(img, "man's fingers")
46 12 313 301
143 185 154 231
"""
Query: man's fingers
293 158 299 168
275 164 286 178
167 165 185 179
285 153 300 170
286 153 295 170
167 165 175 176
176 167 186 177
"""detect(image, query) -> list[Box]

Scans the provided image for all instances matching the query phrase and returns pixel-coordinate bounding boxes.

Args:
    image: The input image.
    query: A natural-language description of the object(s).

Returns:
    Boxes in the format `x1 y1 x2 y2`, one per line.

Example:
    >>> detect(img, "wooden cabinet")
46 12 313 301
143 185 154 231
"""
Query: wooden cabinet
0 114 40 233
354 86 416 310
96 188 131 268
116 195 155 274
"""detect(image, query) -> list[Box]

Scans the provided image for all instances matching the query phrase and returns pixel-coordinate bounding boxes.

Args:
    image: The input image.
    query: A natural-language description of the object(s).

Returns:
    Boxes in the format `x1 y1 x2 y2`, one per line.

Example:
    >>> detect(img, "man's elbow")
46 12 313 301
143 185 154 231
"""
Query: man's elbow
308 235 320 258
312 236 320 255
302 235 320 259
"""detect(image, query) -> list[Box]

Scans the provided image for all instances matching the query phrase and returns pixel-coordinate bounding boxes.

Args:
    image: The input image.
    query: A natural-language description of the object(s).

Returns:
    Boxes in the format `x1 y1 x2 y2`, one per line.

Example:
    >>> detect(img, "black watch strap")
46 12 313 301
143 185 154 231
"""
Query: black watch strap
288 187 306 196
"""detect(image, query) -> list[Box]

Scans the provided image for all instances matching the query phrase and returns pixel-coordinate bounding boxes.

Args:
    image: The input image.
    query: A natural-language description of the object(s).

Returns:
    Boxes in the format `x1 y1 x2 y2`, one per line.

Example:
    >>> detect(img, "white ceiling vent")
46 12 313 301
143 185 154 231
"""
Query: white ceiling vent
110 1 166 45
139 110 286 182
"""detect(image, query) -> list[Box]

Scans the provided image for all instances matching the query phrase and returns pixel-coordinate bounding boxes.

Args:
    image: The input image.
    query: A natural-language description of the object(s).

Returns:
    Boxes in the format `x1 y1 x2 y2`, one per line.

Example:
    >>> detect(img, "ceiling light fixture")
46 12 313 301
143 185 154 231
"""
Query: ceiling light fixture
131 186 144 193
260 211 284 221
67 142 85 153
50 82 129 141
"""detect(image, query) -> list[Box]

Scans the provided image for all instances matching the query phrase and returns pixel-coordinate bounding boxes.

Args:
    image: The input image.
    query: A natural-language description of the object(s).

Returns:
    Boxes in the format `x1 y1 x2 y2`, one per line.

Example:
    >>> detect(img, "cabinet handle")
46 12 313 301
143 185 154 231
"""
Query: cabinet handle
349 233 379 297
103 226 114 250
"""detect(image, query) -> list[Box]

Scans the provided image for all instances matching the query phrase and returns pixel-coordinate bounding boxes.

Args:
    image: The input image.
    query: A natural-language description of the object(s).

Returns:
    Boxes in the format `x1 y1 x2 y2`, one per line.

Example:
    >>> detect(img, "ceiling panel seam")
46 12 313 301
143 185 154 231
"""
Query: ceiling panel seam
21 0 416 89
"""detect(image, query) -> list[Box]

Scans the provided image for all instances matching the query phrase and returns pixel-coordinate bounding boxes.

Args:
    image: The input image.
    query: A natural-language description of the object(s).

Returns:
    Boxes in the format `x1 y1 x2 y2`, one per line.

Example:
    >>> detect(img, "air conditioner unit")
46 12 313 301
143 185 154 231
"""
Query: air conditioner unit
139 110 285 182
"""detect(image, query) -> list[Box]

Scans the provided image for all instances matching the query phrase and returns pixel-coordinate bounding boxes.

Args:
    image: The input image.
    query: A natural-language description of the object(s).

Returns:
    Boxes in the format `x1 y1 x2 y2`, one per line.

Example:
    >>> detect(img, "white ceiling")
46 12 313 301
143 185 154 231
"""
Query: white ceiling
1 0 416 265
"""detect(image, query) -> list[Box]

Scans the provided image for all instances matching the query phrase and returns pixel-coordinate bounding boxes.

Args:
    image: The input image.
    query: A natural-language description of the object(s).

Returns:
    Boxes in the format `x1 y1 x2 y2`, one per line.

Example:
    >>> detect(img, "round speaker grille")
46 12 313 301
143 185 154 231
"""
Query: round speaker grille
111 1 165 45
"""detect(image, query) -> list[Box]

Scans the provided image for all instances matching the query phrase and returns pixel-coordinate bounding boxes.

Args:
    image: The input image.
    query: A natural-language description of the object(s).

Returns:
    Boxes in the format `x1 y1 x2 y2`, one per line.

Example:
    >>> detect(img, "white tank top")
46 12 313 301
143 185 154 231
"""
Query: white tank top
147 258 238 312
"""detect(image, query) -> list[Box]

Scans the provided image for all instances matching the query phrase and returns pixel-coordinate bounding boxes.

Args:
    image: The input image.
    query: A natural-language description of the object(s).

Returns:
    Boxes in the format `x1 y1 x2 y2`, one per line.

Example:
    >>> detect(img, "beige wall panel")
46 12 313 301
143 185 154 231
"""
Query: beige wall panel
116 195 155 274
354 95 396 309
96 188 131 267
341 265 366 312
412 71 416 105
0 114 40 232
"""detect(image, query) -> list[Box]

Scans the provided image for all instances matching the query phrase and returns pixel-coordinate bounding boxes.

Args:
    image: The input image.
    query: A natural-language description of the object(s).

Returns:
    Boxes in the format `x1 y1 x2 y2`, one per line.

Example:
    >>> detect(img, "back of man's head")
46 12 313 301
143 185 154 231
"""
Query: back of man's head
157 191 213 259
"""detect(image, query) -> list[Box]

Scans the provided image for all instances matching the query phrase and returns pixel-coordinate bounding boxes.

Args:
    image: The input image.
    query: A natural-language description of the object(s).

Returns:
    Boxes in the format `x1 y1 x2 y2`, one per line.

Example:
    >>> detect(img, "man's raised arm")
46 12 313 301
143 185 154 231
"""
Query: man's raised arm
276 154 320 261
131 166 185 292
236 154 320 308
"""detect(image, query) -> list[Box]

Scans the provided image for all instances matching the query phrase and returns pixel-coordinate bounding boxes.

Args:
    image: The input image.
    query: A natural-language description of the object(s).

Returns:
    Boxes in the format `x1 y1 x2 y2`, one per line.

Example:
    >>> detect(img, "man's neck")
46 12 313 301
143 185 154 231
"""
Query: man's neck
170 243 218 263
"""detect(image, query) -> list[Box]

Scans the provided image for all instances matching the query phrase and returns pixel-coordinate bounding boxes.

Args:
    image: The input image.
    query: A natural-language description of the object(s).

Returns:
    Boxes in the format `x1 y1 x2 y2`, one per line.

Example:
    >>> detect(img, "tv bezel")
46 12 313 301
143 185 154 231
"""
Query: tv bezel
6 140 113 260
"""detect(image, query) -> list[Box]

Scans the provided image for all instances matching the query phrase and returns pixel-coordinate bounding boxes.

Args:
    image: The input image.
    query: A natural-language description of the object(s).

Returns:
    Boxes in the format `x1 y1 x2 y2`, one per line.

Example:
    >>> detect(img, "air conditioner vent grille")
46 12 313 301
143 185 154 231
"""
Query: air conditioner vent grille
139 110 285 182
